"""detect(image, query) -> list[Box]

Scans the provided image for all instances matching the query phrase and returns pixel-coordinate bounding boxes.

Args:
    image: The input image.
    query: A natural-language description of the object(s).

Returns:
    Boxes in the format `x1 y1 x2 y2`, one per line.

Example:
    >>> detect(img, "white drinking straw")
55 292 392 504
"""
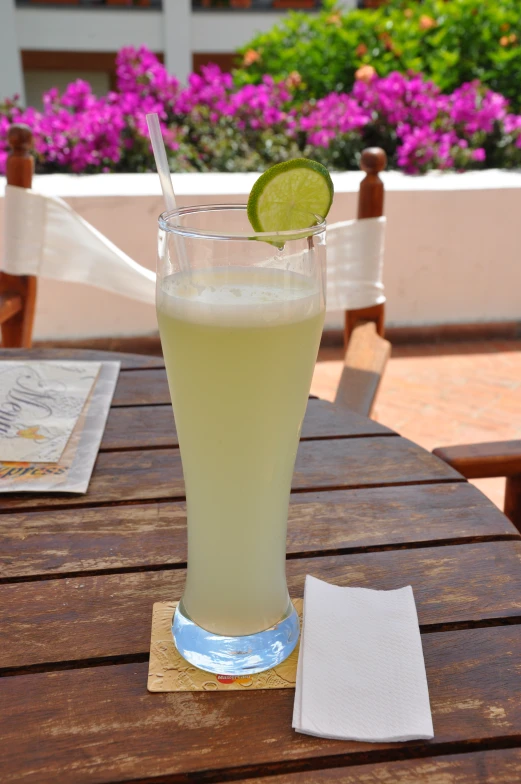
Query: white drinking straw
146 112 188 272
146 113 177 213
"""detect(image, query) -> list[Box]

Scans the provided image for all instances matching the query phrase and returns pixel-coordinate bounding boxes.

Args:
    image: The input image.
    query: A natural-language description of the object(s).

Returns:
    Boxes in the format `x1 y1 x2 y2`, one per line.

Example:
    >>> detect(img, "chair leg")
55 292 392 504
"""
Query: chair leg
505 474 521 532
0 275 37 348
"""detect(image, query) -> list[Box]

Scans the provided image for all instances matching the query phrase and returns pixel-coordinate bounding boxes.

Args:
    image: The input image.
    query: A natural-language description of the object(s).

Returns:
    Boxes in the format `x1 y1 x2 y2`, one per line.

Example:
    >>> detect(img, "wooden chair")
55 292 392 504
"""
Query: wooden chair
0 125 37 348
433 441 521 531
334 147 391 418
1 127 390 419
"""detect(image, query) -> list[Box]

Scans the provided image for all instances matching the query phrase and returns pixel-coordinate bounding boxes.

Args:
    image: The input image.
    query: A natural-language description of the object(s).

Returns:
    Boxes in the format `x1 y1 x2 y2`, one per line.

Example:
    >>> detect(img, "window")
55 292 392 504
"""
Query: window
192 1 322 9
16 1 163 8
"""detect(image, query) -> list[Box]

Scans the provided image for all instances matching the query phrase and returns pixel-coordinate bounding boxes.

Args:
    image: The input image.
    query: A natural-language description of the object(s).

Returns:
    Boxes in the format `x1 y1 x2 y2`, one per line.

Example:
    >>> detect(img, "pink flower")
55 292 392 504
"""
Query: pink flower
298 92 370 145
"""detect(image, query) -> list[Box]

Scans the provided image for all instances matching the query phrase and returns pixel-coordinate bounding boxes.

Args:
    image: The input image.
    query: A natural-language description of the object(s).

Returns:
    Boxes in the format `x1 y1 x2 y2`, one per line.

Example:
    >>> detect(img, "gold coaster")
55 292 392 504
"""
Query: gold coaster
148 599 302 692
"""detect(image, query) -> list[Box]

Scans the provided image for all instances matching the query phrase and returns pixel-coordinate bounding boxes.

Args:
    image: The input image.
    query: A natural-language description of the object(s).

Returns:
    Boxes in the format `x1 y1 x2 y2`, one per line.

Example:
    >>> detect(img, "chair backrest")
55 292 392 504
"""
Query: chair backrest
344 146 387 347
1 125 387 350
0 125 37 348
334 147 390 419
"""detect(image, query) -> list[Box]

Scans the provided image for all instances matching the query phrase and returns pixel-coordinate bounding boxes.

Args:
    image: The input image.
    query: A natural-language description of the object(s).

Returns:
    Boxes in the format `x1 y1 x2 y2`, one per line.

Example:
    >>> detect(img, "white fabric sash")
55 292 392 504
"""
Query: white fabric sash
2 186 385 312
326 216 386 311
2 185 156 304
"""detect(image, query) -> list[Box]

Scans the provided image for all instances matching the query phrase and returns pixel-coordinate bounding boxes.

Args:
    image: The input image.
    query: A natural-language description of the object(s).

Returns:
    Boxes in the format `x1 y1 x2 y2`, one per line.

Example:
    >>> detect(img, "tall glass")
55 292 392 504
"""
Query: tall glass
156 205 326 675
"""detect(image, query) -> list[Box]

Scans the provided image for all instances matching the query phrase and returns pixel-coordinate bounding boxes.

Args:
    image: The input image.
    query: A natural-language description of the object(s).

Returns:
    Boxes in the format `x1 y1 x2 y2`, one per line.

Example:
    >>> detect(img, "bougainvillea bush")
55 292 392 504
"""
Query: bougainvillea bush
0 48 299 176
235 0 521 110
1 46 521 176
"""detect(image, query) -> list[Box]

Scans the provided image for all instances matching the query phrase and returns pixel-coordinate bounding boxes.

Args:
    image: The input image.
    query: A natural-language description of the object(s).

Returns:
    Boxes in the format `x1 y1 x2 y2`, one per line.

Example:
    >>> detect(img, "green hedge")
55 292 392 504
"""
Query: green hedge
234 0 521 109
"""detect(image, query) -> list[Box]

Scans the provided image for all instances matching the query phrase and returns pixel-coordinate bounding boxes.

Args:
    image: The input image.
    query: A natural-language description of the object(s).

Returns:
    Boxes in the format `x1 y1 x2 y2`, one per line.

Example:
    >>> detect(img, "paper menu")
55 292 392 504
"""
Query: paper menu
0 361 100 463
0 361 120 494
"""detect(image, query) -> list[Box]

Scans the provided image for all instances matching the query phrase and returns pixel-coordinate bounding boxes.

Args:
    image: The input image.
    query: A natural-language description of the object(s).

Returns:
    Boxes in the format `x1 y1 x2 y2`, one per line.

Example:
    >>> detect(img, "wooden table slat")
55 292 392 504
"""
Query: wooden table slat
0 348 165 370
2 541 520 670
0 483 516 581
111 368 169 406
1 627 520 784
101 399 393 451
0 437 461 512
234 748 521 784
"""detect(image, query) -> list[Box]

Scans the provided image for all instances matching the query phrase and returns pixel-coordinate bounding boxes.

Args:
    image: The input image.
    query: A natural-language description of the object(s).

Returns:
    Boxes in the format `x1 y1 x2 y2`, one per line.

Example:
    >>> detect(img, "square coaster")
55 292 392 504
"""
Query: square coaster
148 599 302 692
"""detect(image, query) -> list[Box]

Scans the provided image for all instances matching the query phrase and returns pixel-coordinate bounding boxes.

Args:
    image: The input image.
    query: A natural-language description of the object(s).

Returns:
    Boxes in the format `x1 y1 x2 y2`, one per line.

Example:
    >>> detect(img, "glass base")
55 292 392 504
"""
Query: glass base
172 600 300 676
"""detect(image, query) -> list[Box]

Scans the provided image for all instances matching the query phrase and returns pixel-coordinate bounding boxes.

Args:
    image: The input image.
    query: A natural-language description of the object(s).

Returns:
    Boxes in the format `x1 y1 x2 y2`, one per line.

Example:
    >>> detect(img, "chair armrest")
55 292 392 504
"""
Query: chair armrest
433 441 521 479
334 321 391 418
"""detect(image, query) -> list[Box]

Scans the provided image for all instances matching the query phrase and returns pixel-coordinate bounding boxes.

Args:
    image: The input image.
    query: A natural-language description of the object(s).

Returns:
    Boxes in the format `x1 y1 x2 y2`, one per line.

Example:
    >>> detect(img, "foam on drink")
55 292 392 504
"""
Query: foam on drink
157 266 323 327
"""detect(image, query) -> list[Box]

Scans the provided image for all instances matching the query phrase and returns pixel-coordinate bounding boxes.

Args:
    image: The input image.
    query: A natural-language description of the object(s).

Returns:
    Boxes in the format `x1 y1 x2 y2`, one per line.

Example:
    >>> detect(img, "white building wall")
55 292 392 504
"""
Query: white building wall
15 6 165 53
0 1 25 104
163 0 192 86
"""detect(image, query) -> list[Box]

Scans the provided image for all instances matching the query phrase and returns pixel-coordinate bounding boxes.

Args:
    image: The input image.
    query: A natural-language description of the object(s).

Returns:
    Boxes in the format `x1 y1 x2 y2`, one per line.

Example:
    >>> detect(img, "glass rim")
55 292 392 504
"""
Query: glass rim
158 204 327 242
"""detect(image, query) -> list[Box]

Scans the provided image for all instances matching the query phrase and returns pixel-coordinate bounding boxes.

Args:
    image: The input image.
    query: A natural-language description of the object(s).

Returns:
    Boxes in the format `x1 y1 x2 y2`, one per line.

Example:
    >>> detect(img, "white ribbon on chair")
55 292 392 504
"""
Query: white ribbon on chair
2 185 156 304
2 186 385 313
326 217 386 311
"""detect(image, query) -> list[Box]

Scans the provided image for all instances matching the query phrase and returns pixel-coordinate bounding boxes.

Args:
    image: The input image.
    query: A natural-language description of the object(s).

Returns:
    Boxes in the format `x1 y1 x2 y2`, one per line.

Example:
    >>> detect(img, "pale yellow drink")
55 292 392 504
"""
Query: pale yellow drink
157 266 324 636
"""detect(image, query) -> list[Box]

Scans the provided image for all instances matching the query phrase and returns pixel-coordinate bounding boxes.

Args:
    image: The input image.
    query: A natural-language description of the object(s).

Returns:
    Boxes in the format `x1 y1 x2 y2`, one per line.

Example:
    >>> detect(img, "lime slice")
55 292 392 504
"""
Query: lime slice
247 158 334 233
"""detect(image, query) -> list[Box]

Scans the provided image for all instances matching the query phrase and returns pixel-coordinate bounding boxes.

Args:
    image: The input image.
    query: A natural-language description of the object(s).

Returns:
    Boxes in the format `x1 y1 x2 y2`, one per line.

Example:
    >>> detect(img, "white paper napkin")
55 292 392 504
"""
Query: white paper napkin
293 576 434 742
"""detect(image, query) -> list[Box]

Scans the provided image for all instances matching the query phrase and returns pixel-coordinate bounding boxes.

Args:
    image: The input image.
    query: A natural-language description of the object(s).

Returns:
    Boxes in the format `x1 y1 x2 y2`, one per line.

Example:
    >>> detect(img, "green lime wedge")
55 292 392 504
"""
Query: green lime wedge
247 158 334 233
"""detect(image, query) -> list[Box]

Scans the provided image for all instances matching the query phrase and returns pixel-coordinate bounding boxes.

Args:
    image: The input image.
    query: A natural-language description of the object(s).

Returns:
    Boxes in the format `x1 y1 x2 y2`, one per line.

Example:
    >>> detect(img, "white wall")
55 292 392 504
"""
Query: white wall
163 0 191 86
1 170 520 340
15 6 165 53
191 10 311 52
0 1 25 103
14 3 335 56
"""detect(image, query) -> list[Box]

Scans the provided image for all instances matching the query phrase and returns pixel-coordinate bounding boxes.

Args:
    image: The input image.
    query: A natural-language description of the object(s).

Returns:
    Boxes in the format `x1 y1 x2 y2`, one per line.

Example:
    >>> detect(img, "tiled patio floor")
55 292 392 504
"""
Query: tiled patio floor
311 340 521 511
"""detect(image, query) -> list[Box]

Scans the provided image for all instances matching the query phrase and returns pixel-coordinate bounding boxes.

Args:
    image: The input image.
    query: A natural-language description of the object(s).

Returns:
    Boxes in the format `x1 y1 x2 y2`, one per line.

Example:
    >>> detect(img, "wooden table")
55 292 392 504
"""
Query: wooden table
1 349 521 783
